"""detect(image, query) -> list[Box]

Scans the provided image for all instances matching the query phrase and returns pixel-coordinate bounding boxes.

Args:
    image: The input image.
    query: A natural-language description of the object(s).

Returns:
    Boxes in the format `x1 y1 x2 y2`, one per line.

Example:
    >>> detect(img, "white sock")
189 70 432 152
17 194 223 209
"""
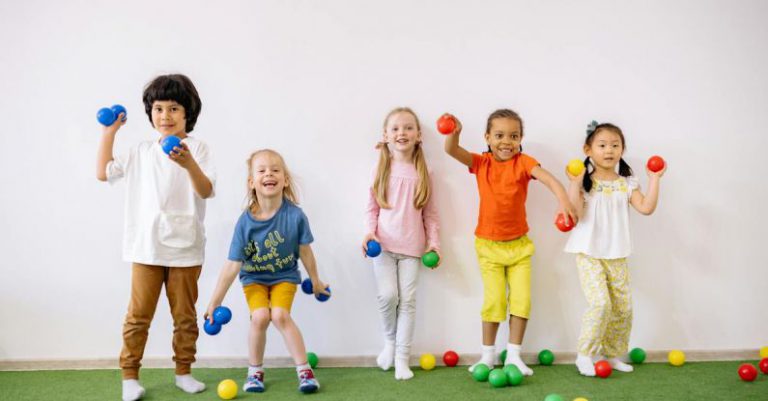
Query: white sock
394 355 414 380
248 364 264 376
576 354 595 376
175 374 206 394
296 363 311 373
377 340 395 371
504 343 533 376
122 379 145 401
607 357 634 372
468 345 496 372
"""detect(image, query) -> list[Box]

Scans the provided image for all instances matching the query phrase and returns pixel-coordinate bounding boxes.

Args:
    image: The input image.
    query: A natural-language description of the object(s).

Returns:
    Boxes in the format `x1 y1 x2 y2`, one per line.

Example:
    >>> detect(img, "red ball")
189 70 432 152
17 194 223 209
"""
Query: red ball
555 214 575 232
437 115 456 135
594 360 612 378
647 155 665 173
443 350 459 367
738 363 758 382
759 358 768 374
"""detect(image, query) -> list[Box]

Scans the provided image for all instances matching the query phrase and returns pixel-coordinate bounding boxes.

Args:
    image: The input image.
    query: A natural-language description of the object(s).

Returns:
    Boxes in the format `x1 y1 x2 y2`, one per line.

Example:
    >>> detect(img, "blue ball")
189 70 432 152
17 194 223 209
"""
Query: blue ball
111 104 127 122
366 240 381 257
161 135 181 155
316 286 331 302
301 278 313 295
97 107 116 126
212 306 232 325
203 319 222 335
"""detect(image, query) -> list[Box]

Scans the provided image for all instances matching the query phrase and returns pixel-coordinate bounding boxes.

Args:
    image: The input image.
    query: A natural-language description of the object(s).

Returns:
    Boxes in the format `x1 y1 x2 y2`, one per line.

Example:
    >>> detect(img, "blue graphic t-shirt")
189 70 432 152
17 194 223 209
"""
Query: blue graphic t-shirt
228 199 314 286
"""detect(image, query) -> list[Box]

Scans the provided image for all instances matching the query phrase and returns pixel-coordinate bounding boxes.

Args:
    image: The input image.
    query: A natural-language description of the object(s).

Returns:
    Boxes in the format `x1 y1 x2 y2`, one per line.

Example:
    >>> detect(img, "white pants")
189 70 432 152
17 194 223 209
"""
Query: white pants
372 251 420 357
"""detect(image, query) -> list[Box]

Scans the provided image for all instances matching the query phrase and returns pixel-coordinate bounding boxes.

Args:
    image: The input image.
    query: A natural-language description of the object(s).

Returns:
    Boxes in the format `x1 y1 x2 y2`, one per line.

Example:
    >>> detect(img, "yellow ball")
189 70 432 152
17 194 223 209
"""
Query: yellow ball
668 350 685 366
567 159 585 176
420 353 436 370
760 346 768 359
217 379 238 400
574 398 589 401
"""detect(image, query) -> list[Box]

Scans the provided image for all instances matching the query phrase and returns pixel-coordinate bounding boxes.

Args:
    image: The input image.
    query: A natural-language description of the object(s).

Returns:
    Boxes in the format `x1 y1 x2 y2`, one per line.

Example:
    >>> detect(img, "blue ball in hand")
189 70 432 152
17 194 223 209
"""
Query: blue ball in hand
316 286 331 302
161 135 182 155
97 107 116 126
212 306 232 325
366 240 381 257
203 319 222 335
111 104 127 122
301 278 313 295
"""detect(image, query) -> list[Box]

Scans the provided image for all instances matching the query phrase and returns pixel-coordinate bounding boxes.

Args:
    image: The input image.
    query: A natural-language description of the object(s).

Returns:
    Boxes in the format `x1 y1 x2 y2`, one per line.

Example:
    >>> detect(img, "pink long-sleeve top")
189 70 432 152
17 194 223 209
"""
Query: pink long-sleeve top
365 161 440 258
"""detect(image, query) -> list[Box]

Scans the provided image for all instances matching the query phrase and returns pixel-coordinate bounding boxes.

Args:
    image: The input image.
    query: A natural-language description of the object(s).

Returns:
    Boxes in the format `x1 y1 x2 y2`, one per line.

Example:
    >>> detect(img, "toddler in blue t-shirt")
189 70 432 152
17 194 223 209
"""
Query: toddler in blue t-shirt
206 149 329 394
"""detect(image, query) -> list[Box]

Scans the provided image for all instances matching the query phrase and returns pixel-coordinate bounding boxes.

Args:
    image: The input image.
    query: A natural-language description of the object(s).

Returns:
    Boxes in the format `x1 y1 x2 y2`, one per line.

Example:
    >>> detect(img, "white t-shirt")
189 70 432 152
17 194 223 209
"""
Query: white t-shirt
107 136 216 267
564 176 638 259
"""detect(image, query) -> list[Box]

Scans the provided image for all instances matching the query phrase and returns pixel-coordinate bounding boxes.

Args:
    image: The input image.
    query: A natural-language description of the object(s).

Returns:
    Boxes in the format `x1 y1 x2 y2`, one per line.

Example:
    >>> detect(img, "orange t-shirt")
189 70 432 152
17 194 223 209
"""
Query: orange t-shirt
469 152 540 241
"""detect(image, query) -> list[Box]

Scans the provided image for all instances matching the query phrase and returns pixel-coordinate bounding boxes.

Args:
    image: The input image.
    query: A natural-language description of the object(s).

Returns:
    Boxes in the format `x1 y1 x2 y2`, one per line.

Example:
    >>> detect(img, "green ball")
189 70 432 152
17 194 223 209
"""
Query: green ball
421 251 439 268
629 347 646 364
544 394 564 401
499 349 507 364
538 349 555 366
503 364 523 386
471 363 491 382
488 369 508 388
307 352 319 368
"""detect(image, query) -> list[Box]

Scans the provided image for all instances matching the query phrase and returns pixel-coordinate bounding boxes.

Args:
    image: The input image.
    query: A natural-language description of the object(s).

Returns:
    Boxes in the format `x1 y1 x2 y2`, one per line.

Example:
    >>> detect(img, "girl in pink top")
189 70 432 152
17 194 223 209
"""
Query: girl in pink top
363 107 440 380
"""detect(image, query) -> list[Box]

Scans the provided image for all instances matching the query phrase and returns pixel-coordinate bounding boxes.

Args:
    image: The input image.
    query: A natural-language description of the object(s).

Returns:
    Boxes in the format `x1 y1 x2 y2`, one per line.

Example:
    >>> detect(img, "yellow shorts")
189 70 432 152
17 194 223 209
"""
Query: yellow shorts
475 235 535 322
243 282 297 312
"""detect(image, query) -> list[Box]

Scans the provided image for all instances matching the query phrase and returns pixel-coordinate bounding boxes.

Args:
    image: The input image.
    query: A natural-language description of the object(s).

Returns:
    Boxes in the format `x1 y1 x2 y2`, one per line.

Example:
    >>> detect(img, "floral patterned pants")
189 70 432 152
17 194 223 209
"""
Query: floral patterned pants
576 254 632 357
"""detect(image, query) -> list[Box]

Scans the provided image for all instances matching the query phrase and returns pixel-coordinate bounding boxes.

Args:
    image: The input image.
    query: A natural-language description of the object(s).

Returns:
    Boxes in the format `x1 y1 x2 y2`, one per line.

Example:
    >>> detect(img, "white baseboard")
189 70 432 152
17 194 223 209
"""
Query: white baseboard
0 349 759 371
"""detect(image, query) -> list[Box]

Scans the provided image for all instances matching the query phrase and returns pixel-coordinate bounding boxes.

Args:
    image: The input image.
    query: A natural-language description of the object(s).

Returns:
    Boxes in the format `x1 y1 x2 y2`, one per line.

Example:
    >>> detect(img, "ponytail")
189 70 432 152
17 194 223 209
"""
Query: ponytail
582 157 594 193
618 158 633 177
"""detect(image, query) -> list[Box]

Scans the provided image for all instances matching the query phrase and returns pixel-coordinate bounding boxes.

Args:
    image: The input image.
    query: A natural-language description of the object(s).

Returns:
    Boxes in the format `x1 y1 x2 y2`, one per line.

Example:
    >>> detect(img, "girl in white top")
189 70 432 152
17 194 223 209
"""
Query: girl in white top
564 122 665 377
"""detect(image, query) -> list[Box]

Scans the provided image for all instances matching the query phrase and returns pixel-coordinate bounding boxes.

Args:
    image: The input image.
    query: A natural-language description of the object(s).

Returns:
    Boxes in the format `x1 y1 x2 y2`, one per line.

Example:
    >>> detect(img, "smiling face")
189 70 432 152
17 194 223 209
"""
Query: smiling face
151 100 187 137
585 129 625 171
485 117 523 161
248 152 288 200
383 111 421 158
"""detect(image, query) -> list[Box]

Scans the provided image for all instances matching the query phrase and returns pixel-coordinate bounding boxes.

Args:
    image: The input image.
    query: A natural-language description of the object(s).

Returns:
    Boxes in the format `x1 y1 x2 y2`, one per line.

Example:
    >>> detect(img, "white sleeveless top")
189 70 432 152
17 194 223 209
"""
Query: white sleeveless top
564 176 639 259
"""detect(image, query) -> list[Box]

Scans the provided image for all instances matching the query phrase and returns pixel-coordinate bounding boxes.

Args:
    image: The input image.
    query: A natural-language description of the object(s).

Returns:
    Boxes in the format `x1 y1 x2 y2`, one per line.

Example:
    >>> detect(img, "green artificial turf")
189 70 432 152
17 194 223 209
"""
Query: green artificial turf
0 361 765 401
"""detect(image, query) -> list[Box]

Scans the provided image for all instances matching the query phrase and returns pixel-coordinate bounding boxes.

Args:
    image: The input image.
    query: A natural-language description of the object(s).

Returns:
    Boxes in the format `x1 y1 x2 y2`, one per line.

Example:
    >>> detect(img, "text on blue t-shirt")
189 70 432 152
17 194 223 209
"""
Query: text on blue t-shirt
228 199 314 286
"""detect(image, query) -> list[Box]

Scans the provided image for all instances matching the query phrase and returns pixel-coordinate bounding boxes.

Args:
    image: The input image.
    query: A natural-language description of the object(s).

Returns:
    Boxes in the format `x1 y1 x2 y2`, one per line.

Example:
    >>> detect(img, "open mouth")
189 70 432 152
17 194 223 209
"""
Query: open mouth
262 180 277 188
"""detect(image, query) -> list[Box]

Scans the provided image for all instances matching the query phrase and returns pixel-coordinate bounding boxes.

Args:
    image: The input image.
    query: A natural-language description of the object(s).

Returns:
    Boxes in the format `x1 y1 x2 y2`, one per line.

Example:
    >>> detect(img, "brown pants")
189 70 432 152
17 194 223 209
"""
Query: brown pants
119 263 201 379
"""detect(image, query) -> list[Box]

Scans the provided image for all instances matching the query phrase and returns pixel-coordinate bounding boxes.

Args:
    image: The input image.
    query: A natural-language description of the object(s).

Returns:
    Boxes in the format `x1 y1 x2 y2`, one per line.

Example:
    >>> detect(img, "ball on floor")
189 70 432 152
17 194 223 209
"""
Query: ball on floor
217 379 237 400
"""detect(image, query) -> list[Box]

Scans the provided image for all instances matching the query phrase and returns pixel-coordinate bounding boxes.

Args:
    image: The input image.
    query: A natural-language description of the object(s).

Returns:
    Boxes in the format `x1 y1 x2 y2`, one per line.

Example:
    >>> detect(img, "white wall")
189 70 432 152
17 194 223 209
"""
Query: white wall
1 0 766 363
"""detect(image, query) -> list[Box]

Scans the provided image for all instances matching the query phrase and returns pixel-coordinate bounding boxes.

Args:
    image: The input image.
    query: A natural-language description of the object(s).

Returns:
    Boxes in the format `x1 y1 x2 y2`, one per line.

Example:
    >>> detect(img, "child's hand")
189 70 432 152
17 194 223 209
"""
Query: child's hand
312 279 330 298
647 163 667 178
362 232 380 257
102 113 126 135
425 247 442 268
169 142 196 169
557 202 579 227
203 304 218 324
440 113 462 135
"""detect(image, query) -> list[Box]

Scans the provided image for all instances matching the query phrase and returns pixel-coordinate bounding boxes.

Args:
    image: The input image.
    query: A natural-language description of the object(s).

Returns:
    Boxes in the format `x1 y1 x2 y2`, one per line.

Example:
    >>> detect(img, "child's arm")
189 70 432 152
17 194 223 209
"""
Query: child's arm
531 166 579 225
95 116 126 181
442 114 473 167
169 142 213 199
422 173 442 267
565 167 587 220
299 244 329 297
204 260 242 323
630 164 666 215
363 187 381 256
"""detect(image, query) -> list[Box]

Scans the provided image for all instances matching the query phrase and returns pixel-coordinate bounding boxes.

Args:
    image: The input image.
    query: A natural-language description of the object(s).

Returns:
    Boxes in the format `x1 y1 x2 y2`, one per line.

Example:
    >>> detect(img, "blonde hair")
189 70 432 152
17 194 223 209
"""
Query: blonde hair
246 149 299 213
373 107 431 209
